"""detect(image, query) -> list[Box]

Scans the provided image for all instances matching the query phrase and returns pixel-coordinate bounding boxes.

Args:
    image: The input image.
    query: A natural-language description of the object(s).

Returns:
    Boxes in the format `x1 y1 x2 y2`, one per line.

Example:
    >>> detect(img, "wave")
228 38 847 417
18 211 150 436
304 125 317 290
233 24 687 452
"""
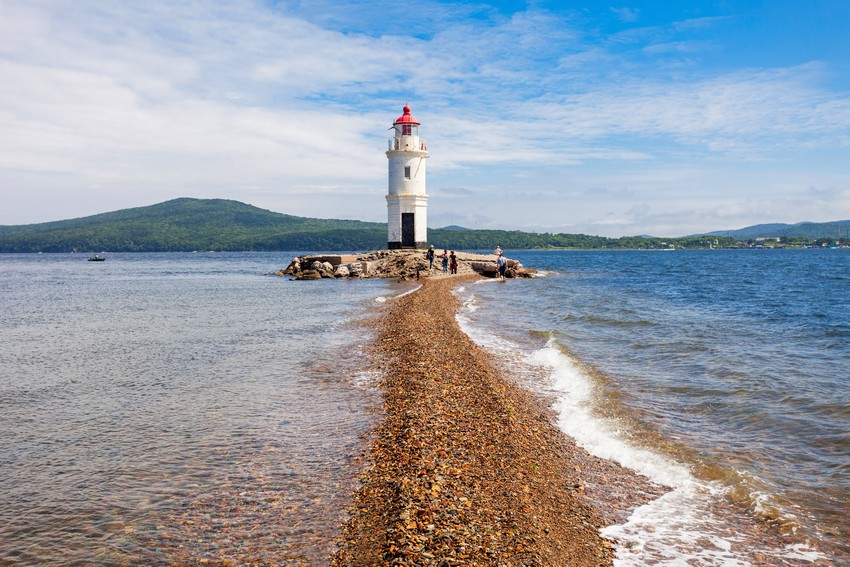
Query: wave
453 299 830 564
530 339 691 488
534 337 828 565
374 284 422 303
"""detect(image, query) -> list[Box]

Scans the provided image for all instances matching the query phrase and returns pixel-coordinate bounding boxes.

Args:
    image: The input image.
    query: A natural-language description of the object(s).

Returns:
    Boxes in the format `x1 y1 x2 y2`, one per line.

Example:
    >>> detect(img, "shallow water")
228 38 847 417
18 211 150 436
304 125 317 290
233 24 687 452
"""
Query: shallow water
3 249 847 565
0 252 410 565
454 249 849 565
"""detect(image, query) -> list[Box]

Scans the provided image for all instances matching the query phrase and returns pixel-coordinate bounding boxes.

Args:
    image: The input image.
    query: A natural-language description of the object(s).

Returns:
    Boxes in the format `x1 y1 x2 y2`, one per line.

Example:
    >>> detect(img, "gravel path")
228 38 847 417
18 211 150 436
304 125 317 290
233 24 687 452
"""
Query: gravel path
331 275 665 566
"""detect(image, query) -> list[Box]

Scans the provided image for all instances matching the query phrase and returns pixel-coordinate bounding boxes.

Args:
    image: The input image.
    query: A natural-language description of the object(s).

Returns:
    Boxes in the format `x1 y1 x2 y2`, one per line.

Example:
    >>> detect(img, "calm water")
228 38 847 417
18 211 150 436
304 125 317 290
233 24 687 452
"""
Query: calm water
455 249 849 566
2 250 848 566
0 252 411 565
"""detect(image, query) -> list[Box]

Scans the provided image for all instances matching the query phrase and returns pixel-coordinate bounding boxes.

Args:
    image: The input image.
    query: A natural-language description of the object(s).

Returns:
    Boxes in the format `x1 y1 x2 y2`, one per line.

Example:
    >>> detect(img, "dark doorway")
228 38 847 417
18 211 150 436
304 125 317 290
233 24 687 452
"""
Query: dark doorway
401 213 415 248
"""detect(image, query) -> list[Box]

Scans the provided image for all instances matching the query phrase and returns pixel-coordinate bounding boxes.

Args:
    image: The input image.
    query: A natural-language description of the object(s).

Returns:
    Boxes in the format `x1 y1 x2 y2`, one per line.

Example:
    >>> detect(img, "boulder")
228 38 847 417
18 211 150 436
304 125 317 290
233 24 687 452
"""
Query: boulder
335 265 350 278
360 261 379 276
471 261 498 276
297 269 322 280
280 258 300 276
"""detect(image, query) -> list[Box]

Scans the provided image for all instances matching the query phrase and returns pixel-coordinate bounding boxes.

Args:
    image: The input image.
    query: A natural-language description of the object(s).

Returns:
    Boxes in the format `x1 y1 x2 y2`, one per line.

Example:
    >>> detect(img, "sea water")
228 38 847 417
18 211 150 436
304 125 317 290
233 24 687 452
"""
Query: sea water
454 249 849 566
3 250 848 565
0 252 413 565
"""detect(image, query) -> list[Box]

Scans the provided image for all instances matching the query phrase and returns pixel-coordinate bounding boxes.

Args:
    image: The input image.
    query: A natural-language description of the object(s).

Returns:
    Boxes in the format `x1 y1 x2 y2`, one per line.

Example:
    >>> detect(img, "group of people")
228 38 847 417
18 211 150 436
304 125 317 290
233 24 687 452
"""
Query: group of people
426 245 508 280
425 246 458 274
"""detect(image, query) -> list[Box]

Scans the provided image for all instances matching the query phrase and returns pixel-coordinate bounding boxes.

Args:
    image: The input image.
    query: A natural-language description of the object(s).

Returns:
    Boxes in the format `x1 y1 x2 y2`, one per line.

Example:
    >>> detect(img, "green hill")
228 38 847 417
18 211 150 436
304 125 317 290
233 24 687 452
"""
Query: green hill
704 220 850 240
0 198 387 252
0 198 730 252
2 198 845 252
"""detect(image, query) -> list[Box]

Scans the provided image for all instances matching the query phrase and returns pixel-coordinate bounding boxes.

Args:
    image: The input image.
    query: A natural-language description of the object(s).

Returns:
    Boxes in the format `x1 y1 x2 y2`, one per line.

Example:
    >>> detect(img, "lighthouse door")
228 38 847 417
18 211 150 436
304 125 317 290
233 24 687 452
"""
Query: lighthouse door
401 213 415 248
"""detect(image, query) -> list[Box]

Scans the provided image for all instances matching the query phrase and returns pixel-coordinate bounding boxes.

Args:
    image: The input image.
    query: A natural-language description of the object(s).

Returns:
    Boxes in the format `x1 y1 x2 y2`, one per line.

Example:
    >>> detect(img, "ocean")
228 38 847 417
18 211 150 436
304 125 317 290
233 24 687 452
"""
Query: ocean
0 252 410 565
455 249 849 566
1 250 847 565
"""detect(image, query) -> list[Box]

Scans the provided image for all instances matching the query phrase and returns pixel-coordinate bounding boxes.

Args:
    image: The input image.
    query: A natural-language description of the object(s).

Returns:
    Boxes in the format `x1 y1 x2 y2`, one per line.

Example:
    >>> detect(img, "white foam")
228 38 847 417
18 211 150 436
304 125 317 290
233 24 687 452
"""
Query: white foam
374 284 422 303
530 341 692 488
454 309 831 565
455 292 521 354
462 294 479 313
394 284 422 298
602 486 751 567
529 339 785 565
781 543 827 562
352 369 382 388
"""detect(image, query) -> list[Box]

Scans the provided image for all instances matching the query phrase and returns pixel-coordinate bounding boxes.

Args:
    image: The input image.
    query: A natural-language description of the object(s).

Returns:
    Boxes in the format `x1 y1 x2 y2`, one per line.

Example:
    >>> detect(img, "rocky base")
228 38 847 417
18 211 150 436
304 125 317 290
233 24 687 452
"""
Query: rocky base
330 276 665 566
274 250 536 281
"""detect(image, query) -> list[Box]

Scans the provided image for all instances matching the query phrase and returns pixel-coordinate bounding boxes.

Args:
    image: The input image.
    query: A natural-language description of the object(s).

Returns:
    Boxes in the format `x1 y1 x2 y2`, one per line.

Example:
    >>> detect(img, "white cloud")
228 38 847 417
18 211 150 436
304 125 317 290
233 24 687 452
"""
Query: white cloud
1 0 849 236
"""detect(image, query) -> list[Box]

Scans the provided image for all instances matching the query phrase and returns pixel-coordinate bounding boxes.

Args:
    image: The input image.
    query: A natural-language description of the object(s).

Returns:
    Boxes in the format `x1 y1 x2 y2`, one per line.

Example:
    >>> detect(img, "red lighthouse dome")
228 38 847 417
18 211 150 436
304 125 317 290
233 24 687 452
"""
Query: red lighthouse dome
394 104 420 126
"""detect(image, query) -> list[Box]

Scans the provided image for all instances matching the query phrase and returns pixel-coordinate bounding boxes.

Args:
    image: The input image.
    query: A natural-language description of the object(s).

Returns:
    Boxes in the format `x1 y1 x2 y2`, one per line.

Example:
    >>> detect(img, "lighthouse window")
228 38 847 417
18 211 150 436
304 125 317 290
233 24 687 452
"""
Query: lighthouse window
404 166 411 179
402 125 412 135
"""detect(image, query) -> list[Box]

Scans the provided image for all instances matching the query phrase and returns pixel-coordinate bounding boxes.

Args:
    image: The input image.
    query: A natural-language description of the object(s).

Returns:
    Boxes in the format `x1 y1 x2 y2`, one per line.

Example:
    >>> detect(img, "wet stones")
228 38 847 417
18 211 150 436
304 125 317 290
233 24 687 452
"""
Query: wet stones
276 250 537 281
330 277 617 566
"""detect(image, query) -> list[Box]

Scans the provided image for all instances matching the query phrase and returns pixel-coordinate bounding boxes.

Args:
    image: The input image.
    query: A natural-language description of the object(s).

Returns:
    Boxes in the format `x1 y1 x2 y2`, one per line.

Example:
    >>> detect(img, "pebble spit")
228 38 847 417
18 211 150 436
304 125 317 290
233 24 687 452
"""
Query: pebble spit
331 276 665 566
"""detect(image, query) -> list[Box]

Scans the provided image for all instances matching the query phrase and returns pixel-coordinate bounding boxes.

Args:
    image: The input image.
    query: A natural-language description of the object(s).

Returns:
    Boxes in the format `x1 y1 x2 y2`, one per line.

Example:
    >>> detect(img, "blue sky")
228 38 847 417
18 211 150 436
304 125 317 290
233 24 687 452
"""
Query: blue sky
1 0 848 237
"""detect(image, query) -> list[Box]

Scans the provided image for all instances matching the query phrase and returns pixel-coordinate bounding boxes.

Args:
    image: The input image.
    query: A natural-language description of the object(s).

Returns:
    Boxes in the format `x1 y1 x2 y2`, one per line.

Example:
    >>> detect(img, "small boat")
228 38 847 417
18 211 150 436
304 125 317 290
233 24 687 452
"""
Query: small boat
88 254 105 261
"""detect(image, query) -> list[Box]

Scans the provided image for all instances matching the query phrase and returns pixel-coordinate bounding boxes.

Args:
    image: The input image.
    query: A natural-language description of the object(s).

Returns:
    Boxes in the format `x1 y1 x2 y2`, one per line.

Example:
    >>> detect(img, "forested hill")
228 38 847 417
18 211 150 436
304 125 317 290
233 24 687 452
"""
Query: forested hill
0 198 388 252
706 220 850 240
0 198 738 252
1 198 843 252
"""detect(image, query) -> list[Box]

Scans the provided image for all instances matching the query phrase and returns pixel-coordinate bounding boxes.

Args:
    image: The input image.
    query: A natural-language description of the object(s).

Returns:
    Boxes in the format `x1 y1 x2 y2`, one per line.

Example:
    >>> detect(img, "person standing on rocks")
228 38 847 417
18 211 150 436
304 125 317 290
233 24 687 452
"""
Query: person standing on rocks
449 251 458 274
426 245 435 270
441 249 449 273
497 251 508 281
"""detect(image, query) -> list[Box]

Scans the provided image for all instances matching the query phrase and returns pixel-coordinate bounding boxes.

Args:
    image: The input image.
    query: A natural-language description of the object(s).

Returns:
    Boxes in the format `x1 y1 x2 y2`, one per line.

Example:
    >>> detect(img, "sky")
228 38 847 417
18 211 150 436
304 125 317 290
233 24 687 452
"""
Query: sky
1 0 849 237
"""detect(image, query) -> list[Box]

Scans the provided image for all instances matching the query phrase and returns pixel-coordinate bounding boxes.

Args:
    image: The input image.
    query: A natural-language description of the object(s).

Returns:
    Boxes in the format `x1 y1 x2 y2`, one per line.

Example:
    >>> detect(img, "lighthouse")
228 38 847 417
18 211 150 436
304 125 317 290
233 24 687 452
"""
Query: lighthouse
386 104 429 249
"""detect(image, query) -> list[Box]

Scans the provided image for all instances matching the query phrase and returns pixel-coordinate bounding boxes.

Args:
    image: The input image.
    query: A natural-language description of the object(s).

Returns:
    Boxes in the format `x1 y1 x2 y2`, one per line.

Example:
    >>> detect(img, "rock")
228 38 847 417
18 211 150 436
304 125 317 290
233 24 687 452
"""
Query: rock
297 269 322 280
470 261 498 276
280 258 301 276
278 250 532 281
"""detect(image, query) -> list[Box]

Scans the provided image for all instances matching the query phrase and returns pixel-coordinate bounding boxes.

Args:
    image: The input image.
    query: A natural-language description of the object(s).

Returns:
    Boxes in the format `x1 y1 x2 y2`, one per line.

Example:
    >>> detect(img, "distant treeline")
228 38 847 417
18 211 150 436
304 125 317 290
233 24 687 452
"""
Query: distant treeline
0 197 833 253
428 229 736 251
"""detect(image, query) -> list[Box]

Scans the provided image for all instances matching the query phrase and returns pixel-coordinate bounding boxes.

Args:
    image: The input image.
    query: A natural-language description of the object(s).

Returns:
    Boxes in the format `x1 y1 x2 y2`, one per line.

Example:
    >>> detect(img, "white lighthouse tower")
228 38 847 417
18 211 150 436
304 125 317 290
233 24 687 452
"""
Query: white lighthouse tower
386 104 429 249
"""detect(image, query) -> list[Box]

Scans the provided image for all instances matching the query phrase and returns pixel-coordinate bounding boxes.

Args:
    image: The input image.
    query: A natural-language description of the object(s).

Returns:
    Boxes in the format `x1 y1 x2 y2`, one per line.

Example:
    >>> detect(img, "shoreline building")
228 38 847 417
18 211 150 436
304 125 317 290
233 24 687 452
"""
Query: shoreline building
386 104 429 249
